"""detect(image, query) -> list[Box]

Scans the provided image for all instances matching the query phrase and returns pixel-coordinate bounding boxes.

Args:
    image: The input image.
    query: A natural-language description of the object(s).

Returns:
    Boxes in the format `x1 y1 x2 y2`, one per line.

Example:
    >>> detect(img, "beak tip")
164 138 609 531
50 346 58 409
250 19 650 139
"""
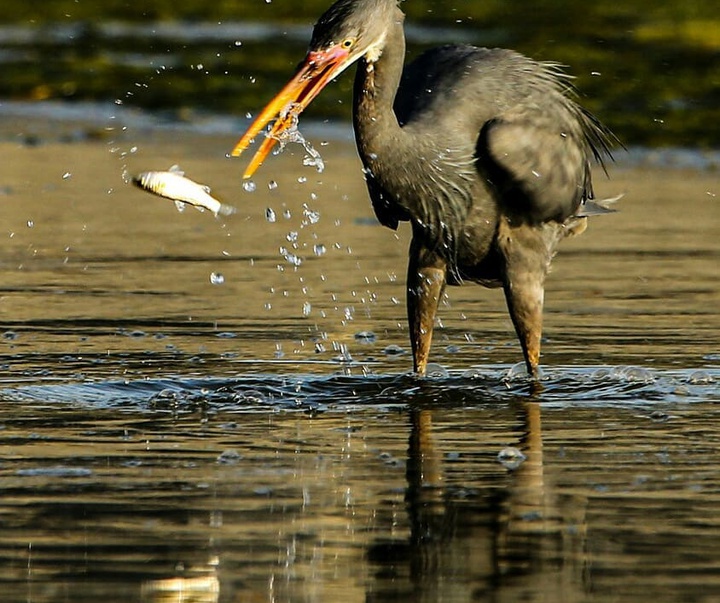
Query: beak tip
243 163 259 179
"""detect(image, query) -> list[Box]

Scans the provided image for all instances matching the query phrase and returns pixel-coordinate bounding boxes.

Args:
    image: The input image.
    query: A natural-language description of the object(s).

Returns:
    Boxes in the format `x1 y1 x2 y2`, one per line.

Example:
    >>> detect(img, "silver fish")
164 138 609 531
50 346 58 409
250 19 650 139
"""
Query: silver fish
132 165 237 217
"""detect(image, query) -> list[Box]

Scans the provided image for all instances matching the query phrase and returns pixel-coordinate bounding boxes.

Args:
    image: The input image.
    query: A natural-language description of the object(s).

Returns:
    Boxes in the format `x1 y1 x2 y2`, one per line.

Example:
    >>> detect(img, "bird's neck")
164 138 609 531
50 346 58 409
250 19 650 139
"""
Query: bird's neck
352 12 406 165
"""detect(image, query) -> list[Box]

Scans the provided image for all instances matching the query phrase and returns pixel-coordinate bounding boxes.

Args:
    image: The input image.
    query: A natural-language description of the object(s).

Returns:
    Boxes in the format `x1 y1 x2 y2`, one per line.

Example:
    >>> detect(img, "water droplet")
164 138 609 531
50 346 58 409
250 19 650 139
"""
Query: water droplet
283 209 292 219
425 363 449 379
268 180 278 190
217 449 242 465
235 41 243 47
210 272 225 285
265 207 276 222
62 172 72 180
620 366 654 383
504 362 532 380
297 176 307 184
243 180 257 192
354 331 376 344
497 447 526 470
302 301 312 316
303 206 320 224
687 370 714 385
26 220 34 228
649 410 670 423
313 244 326 256
462 368 483 379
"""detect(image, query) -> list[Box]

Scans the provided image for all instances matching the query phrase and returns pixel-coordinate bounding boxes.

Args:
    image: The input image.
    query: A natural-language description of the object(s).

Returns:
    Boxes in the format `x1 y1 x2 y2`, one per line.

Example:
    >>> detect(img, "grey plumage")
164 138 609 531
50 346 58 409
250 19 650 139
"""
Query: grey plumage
234 0 620 377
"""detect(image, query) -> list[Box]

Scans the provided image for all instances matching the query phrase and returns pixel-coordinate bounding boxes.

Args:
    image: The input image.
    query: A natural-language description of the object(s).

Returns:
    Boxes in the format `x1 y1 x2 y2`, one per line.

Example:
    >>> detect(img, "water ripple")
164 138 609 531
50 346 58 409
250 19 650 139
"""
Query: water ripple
2 365 717 412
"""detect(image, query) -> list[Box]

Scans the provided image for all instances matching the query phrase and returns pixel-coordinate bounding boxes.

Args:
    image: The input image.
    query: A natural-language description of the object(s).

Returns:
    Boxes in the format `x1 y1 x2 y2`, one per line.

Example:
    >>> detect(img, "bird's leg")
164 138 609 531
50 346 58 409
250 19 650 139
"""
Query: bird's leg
497 220 553 379
406 239 447 376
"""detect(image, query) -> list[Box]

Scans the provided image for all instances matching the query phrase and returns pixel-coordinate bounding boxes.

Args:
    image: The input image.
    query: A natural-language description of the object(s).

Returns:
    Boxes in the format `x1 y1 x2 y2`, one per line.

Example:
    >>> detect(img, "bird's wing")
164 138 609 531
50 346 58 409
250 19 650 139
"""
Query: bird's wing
477 118 590 223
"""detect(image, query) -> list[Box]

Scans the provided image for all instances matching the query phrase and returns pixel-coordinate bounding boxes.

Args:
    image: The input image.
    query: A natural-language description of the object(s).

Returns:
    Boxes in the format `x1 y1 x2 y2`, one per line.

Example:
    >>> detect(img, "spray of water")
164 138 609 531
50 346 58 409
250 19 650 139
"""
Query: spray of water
267 105 325 173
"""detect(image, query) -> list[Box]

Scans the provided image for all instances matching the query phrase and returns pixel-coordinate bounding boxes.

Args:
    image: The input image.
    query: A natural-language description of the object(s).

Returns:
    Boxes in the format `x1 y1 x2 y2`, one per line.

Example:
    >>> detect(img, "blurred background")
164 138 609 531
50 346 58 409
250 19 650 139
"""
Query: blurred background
1 0 718 147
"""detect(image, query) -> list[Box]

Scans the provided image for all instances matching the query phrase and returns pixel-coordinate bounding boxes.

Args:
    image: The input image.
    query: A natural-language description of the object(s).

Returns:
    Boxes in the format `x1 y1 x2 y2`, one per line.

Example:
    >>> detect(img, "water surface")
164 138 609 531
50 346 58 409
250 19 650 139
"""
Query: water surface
0 121 718 602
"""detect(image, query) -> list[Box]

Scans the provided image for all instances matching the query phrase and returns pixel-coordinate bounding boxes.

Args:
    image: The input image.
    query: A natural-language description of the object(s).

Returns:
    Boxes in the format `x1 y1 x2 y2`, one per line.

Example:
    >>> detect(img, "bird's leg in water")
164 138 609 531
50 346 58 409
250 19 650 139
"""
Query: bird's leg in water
497 220 553 379
407 239 447 376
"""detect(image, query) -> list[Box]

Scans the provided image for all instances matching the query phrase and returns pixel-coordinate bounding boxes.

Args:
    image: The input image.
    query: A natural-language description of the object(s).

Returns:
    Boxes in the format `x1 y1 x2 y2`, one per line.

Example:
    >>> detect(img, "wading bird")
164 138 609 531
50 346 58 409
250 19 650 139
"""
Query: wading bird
232 0 617 378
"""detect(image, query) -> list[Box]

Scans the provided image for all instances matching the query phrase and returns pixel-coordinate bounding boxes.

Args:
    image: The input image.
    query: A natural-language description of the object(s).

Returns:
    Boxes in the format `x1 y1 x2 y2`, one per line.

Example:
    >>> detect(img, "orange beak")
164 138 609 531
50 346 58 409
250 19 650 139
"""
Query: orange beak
231 45 352 179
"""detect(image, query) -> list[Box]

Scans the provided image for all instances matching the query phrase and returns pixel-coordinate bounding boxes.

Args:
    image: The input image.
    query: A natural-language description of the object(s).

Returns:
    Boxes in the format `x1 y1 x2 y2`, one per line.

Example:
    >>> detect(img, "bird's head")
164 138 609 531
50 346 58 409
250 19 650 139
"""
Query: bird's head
231 0 402 178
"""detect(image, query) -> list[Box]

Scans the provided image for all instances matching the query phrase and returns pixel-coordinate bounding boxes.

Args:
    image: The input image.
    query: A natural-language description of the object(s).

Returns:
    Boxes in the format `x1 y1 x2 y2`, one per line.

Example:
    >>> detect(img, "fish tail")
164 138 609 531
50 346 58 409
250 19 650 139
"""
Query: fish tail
217 203 238 216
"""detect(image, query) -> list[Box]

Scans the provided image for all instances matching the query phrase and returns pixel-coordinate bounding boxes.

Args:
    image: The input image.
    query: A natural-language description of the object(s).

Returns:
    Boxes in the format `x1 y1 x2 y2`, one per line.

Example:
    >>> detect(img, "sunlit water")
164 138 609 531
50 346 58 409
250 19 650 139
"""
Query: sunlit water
0 108 718 603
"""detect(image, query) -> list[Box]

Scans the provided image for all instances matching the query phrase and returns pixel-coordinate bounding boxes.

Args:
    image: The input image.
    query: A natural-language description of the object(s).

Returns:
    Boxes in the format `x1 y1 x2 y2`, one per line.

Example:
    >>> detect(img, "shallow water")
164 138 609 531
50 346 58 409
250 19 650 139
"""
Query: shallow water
0 122 718 602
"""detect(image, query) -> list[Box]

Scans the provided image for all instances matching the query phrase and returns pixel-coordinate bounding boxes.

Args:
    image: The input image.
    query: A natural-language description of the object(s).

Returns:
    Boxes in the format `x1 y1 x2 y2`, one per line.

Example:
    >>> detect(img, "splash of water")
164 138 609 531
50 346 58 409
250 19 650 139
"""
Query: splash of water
268 106 325 173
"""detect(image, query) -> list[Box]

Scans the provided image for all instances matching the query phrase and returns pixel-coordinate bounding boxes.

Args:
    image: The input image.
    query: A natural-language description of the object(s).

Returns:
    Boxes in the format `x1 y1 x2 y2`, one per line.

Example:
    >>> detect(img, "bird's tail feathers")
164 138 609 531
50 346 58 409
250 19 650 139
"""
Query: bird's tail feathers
576 193 623 217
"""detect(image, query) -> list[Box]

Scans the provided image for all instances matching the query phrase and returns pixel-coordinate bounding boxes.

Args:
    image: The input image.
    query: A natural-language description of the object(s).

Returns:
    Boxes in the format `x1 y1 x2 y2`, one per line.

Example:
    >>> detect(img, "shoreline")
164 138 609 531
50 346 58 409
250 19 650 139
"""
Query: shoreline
1 99 719 172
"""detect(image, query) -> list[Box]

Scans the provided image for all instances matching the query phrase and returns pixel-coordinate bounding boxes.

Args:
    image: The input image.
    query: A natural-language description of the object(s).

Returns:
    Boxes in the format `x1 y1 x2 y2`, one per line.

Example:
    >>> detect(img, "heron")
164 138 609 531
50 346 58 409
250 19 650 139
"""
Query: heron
231 0 617 378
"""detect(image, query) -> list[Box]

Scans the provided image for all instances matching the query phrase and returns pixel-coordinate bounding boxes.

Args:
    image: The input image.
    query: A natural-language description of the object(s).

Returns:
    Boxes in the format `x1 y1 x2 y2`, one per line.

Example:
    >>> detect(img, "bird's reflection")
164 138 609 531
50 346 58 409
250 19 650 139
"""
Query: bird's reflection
368 400 588 602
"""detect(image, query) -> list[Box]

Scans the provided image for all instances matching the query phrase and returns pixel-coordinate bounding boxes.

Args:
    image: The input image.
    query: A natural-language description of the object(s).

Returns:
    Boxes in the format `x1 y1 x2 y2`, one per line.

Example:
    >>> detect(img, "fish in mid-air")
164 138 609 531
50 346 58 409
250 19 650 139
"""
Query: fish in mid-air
132 165 237 217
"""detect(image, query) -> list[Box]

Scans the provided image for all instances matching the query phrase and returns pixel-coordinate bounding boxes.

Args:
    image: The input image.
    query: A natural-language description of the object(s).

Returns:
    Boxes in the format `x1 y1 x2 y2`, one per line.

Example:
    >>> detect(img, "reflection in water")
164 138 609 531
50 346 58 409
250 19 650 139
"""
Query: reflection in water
2 379 720 603
494 403 587 602
368 401 588 602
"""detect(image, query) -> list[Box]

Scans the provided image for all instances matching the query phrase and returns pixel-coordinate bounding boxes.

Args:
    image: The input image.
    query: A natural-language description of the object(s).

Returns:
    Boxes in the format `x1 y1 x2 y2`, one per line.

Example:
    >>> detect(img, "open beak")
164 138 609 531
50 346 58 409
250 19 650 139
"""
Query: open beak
231 45 352 179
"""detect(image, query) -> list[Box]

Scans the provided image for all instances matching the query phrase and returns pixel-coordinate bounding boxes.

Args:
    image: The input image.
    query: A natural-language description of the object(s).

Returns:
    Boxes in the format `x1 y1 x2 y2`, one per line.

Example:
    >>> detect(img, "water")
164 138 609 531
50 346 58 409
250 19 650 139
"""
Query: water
0 118 717 601
2 375 719 603
267 107 326 174
1 5 718 598
2 0 720 576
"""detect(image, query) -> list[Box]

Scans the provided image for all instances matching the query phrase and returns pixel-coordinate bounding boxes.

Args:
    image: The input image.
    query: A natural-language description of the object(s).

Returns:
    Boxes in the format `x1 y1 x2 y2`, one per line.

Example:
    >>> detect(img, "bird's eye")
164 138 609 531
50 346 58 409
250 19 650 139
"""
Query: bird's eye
341 38 355 49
